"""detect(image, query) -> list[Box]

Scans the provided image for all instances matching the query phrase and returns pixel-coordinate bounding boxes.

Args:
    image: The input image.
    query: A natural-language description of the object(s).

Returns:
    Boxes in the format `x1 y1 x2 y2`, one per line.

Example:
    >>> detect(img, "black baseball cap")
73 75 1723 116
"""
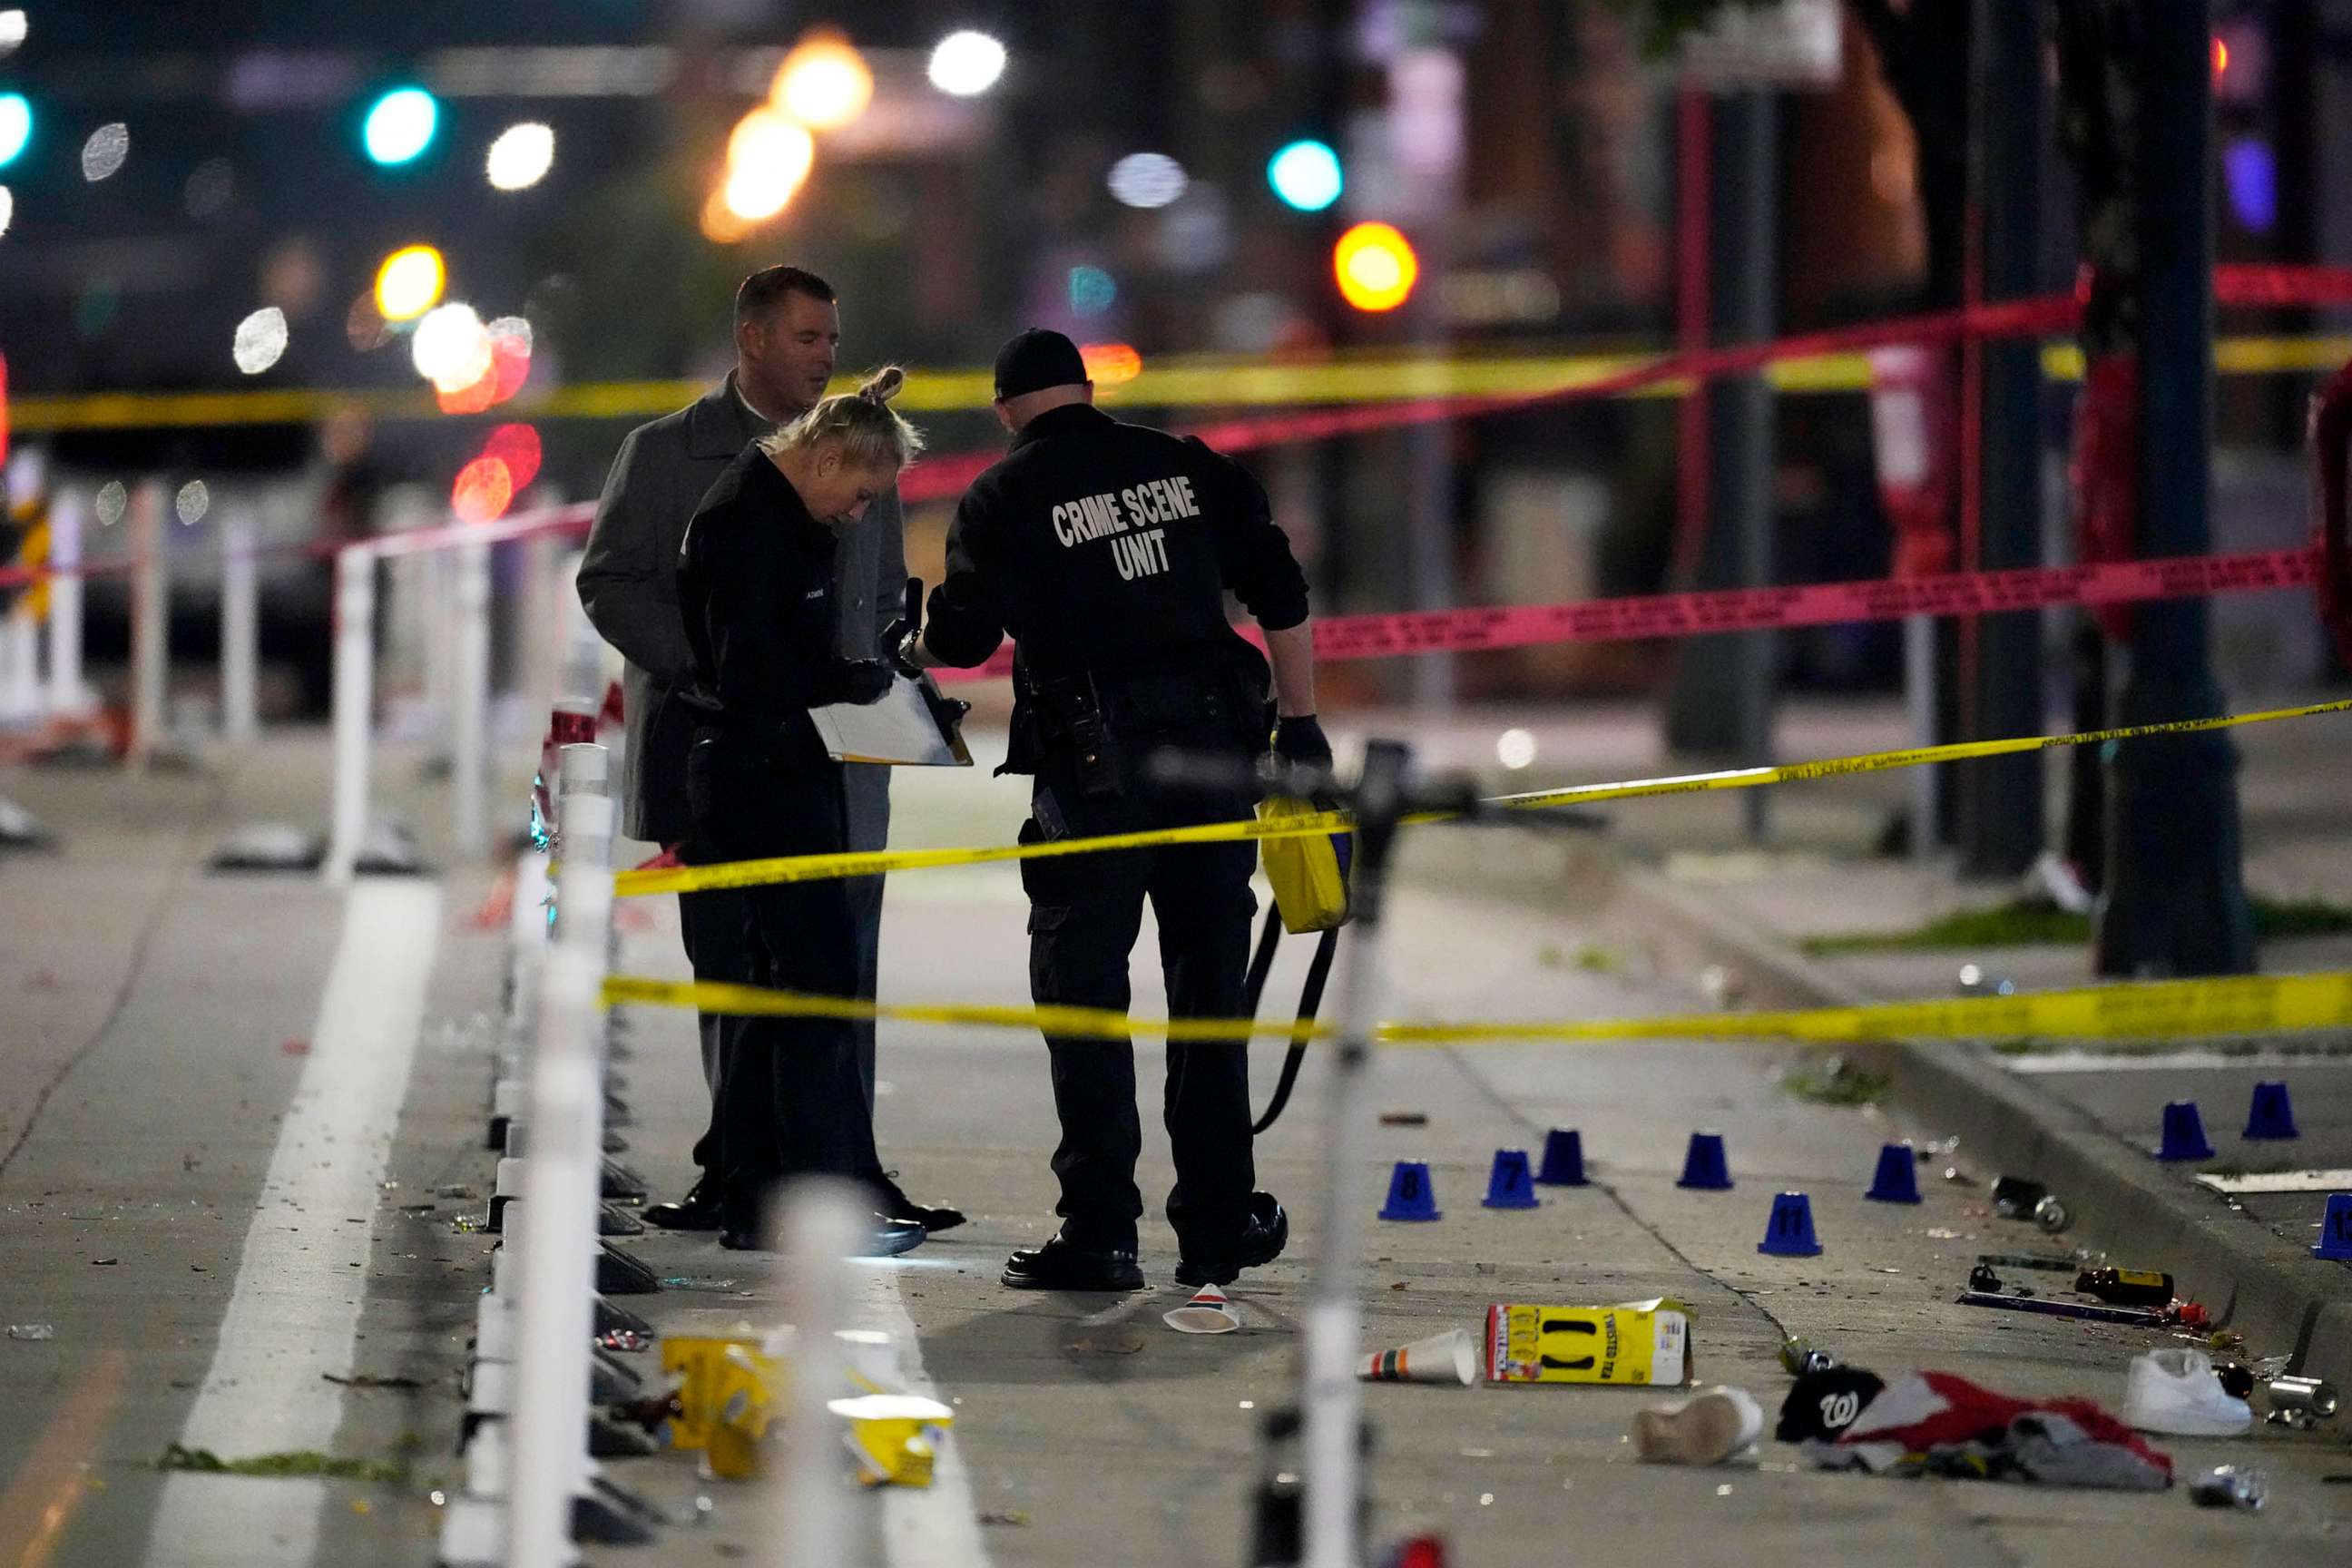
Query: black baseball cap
993 328 1089 400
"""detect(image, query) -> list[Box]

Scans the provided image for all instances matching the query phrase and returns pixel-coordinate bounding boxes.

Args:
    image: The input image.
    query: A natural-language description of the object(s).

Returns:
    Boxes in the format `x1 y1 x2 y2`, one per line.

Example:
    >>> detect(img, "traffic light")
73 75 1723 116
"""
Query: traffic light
0 92 30 169
362 86 438 166
1268 139 1342 212
1333 221 1418 312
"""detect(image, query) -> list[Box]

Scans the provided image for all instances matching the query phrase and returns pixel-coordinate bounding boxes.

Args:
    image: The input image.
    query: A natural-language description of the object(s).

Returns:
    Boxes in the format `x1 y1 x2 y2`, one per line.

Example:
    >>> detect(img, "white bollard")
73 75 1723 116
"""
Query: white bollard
510 746 613 1568
127 479 168 769
0 602 34 727
454 539 492 858
772 1181 867 1568
220 513 260 743
324 545 377 886
45 489 89 720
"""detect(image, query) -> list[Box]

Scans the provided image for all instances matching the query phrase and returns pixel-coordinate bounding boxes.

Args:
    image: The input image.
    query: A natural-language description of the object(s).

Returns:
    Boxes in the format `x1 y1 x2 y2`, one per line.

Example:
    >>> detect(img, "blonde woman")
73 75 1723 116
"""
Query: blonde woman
676 368 927 1254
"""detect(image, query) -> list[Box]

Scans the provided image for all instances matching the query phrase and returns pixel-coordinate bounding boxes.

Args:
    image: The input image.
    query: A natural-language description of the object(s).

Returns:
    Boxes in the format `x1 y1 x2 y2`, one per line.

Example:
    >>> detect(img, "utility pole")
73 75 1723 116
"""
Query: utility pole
2098 0 2258 973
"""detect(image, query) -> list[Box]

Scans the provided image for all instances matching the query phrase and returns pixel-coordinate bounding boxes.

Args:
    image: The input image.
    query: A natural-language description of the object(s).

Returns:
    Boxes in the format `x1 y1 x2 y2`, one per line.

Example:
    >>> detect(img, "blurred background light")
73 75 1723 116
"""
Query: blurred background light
439 316 533 413
484 423 543 492
183 157 233 218
2222 136 2277 232
1079 341 1143 386
174 480 210 527
722 109 814 221
362 86 439 166
94 480 125 527
927 30 1005 97
0 185 12 238
80 122 128 182
1495 728 1537 769
1333 220 1418 312
1067 264 1116 316
1107 152 1187 210
451 456 514 524
412 301 491 393
1268 139 1343 212
0 11 24 57
0 93 30 169
374 243 445 322
485 122 554 191
772 29 872 132
231 307 288 375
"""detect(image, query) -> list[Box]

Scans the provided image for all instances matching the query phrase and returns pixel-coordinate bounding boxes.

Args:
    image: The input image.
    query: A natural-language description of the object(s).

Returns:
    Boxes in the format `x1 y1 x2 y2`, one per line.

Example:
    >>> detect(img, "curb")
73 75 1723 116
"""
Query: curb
1610 863 2352 1391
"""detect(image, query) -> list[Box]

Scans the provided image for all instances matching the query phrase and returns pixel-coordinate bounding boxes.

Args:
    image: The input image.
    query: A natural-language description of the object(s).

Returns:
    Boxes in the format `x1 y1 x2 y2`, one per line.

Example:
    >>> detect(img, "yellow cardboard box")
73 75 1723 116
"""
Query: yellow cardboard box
1482 1298 1691 1387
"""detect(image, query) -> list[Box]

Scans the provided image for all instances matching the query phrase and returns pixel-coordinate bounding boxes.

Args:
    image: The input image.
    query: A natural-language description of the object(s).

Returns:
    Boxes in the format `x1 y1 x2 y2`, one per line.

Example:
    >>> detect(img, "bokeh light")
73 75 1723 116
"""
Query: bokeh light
927 31 1006 96
486 122 554 191
345 291 391 351
411 302 491 393
0 186 12 239
183 158 233 218
94 480 125 527
773 30 873 131
1067 265 1116 315
0 12 24 57
0 93 29 169
451 456 514 524
722 109 815 221
362 86 438 166
1496 728 1537 770
1333 221 1418 312
1107 152 1187 210
484 423 543 492
374 244 445 322
1080 342 1143 387
1268 139 1342 212
437 317 532 414
174 480 210 527
231 308 288 375
80 123 128 182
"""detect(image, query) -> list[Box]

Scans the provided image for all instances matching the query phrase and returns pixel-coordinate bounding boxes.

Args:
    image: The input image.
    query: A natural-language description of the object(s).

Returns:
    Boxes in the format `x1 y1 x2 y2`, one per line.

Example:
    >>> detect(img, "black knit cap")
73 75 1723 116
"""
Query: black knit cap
993 328 1089 399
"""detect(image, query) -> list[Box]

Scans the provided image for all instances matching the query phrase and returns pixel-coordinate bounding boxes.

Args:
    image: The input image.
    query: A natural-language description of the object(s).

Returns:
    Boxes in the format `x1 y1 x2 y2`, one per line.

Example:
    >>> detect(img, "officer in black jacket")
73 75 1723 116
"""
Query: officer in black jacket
677 368 931 1255
902 328 1329 1292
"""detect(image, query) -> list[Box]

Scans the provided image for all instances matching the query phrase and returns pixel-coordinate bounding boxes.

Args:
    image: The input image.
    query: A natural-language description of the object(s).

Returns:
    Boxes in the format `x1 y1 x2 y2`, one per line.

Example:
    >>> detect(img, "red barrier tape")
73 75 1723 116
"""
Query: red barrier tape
929 547 2320 683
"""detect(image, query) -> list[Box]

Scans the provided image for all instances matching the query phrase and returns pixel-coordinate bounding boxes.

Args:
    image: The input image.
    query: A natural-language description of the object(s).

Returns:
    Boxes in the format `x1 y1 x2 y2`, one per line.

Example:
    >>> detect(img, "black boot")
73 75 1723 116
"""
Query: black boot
1002 1231 1144 1291
1175 1192 1289 1288
871 1173 966 1234
642 1175 723 1231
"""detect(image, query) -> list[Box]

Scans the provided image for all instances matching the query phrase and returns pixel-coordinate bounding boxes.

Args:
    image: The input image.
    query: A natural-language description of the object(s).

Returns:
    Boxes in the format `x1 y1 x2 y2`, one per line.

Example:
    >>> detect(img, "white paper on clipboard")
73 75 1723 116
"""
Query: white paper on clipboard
808 673 974 767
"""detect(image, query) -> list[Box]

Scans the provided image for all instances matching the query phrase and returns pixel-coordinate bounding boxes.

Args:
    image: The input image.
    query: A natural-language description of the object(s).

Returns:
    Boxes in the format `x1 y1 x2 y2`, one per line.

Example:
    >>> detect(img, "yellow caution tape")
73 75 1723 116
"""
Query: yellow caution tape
600 970 2352 1047
612 699 2351 899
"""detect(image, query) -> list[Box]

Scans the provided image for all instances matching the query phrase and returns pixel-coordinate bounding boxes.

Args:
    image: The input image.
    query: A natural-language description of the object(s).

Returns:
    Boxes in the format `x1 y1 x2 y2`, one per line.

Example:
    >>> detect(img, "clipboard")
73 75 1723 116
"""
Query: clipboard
808 672 975 768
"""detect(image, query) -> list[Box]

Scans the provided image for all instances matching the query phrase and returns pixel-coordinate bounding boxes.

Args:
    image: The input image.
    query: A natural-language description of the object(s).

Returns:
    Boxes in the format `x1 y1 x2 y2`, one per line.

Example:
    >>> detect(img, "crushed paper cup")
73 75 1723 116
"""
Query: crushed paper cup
1358 1328 1477 1386
1163 1285 1241 1335
828 1393 956 1488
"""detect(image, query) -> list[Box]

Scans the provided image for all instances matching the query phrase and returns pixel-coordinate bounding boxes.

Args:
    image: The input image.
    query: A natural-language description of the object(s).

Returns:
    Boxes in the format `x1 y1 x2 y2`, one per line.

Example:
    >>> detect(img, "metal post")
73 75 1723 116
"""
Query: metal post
454 540 492 859
422 550 456 762
46 489 86 720
1905 615 1938 873
1 601 34 727
772 1181 864 1568
220 514 260 744
324 546 376 886
127 480 168 770
511 745 612 1568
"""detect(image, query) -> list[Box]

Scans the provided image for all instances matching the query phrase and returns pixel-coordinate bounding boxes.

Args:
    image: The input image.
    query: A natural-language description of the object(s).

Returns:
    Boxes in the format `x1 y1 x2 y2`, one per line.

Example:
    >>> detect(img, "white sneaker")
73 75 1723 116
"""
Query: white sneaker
2122 1348 2253 1436
1632 1386 1764 1465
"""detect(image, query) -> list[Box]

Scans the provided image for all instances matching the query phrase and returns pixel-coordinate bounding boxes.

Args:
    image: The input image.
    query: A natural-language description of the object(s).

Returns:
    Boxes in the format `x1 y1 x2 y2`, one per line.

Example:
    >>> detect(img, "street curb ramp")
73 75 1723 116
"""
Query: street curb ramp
1612 865 2352 1393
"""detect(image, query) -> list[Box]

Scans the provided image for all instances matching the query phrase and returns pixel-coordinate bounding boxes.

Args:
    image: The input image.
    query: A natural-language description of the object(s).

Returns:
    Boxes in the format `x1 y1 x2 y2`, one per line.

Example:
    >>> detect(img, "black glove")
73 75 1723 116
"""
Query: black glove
1272 714 1332 769
819 659 895 706
881 575 925 679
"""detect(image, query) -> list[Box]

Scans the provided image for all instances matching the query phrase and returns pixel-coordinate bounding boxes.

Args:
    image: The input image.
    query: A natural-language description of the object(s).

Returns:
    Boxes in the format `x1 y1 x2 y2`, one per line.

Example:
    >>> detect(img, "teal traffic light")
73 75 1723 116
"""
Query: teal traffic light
0 93 31 169
362 86 438 166
1268 139 1342 212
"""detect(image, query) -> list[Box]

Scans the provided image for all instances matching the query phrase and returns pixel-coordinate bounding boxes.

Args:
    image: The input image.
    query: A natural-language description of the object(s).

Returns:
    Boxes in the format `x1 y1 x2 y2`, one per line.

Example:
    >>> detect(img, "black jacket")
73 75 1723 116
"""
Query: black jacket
924 405 1308 696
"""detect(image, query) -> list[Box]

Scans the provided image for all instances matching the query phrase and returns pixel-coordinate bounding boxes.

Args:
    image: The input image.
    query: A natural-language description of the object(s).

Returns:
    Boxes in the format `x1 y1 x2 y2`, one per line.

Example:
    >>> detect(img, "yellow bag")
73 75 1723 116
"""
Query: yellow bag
1258 795 1351 934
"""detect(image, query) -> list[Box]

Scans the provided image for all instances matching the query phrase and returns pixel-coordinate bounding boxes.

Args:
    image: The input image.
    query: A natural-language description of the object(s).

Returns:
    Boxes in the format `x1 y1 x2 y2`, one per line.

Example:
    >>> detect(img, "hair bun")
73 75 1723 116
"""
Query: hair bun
858 366 906 406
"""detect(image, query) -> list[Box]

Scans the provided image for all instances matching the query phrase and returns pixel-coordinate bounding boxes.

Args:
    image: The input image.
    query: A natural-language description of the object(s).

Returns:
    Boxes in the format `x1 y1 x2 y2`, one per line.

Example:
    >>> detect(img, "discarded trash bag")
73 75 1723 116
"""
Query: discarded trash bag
1633 1386 1763 1465
2122 1349 2252 1436
1796 1369 2171 1491
1484 1298 1690 1387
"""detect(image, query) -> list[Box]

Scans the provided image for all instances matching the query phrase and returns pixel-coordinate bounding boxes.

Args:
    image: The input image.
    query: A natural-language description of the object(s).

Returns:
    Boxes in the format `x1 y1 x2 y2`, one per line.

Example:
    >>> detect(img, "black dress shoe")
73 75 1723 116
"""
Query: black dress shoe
719 1212 926 1258
871 1175 966 1235
642 1179 722 1232
1001 1233 1144 1291
1175 1192 1289 1287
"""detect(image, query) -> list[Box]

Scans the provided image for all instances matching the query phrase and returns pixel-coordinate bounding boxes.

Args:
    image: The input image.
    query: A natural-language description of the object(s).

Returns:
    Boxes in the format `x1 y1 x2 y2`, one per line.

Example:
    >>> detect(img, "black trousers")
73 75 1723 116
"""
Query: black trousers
685 736 882 1222
1020 731 1259 1256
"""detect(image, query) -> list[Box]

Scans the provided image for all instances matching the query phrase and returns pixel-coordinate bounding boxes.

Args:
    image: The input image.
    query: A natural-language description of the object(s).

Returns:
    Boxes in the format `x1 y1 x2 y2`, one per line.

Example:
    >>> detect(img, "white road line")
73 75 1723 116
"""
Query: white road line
2196 1169 2352 1195
857 1260 993 1568
2002 1048 2352 1075
142 880 443 1568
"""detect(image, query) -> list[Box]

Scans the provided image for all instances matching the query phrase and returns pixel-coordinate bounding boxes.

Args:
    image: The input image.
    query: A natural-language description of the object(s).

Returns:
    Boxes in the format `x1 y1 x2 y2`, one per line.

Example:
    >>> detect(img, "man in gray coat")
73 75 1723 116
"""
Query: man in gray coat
576 264 960 1237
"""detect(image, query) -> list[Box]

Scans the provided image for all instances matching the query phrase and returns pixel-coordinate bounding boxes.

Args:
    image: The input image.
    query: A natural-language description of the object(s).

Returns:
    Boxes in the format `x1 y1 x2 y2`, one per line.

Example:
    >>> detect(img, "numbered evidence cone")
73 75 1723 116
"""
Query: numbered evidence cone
1163 1284 1241 1335
1358 1328 1477 1387
1481 1149 1540 1210
2313 1193 2352 1262
1534 1128 1588 1187
1379 1161 1442 1222
1865 1142 1922 1204
1676 1130 1733 1191
1757 1191 1823 1258
2243 1081 2299 1141
2153 1101 2217 1162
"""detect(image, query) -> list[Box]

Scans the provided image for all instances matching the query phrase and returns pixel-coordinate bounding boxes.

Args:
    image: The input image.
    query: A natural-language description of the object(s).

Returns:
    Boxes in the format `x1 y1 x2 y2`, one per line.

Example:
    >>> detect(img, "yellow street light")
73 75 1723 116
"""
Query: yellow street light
374 243 446 322
772 28 873 132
